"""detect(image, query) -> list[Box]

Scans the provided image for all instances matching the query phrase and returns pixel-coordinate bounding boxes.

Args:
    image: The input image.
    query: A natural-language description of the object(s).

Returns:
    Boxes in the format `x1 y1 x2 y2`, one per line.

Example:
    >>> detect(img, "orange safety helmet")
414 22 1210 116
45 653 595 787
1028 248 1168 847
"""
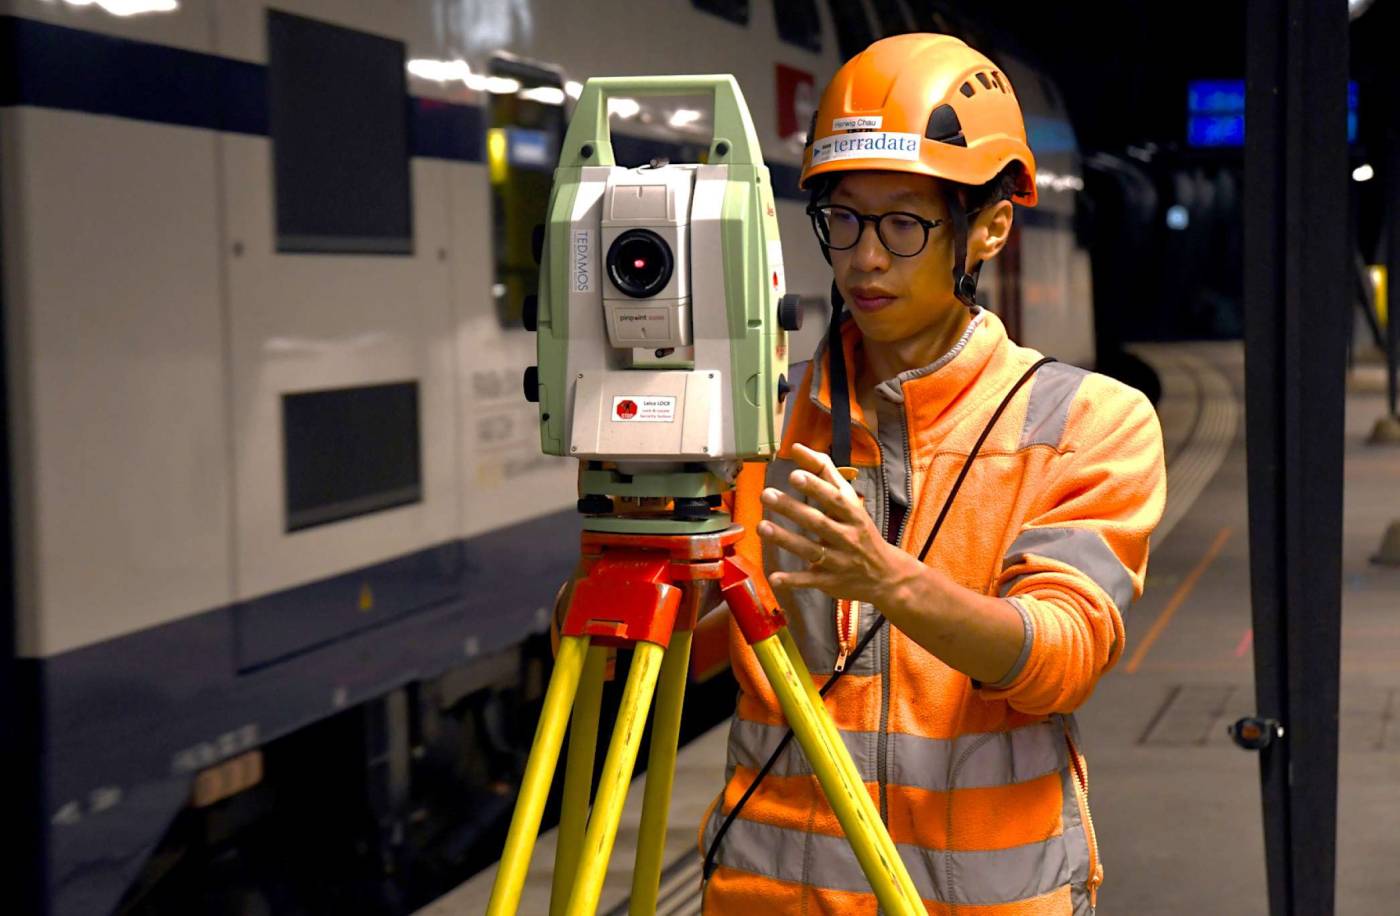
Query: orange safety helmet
800 34 1040 472
800 33 1038 206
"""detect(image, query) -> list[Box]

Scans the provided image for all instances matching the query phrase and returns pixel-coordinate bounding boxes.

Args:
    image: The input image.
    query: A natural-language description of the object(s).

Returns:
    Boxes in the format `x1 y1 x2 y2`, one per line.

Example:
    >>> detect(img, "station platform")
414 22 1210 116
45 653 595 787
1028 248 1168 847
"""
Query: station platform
424 342 1400 915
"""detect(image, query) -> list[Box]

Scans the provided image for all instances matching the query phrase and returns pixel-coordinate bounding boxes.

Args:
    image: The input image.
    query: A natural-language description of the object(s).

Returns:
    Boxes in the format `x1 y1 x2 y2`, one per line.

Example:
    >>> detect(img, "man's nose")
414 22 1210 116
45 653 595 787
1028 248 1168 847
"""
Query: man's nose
851 221 890 271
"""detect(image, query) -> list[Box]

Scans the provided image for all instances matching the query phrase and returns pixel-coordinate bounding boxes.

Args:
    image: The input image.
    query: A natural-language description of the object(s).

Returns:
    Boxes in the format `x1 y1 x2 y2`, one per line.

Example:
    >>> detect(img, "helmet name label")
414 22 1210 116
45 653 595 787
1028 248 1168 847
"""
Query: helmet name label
832 115 882 131
810 132 921 166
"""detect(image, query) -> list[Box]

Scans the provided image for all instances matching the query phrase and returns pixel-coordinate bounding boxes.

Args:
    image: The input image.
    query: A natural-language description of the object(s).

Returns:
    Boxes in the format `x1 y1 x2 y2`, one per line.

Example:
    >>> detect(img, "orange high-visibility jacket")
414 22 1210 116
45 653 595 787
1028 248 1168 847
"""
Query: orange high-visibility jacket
701 308 1166 914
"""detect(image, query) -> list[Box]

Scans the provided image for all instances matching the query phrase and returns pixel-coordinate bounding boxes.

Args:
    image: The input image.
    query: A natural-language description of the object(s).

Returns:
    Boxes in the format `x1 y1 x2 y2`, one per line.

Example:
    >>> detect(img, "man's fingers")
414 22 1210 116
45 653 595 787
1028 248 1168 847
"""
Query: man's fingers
761 488 841 541
768 569 829 592
791 443 859 502
791 443 844 486
758 520 827 565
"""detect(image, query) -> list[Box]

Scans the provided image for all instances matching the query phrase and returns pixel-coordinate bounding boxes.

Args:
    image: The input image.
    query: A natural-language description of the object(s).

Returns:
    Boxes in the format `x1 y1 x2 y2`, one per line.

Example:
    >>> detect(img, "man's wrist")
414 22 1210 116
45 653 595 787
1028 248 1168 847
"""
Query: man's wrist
875 548 936 622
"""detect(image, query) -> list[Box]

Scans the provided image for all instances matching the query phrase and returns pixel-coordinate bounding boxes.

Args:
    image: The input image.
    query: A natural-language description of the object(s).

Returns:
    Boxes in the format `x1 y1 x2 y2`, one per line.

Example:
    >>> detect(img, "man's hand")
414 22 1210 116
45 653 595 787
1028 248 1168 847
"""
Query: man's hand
758 443 913 608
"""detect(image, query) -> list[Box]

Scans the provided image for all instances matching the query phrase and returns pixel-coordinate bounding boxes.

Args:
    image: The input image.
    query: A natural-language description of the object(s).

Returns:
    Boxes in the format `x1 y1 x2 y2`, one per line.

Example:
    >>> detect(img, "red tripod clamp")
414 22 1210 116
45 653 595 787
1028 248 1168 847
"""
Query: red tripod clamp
559 526 785 649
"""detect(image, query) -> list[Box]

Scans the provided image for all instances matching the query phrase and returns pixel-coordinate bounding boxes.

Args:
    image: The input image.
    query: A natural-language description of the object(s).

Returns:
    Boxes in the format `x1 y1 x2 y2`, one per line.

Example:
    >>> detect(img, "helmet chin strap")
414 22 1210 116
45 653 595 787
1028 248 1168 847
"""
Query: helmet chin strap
943 186 980 308
826 280 852 469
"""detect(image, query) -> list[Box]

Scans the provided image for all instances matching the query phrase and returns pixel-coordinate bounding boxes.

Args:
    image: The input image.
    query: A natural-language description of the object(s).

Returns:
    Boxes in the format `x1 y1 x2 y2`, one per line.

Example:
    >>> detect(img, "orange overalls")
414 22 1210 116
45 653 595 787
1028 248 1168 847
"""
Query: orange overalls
701 308 1167 914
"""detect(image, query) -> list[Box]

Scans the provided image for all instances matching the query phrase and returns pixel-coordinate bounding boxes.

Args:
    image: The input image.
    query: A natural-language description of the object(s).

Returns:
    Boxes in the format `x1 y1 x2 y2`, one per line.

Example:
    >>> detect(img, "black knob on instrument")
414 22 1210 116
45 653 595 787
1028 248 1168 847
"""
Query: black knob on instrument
778 293 803 332
523 366 540 403
523 294 538 332
577 494 613 514
532 224 546 265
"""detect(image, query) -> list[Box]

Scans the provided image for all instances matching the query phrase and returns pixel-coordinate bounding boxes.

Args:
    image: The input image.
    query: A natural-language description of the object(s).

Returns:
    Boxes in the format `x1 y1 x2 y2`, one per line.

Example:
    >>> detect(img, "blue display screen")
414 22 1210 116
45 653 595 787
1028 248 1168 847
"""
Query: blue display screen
1187 79 1357 147
1188 80 1246 115
1188 114 1245 147
507 128 554 170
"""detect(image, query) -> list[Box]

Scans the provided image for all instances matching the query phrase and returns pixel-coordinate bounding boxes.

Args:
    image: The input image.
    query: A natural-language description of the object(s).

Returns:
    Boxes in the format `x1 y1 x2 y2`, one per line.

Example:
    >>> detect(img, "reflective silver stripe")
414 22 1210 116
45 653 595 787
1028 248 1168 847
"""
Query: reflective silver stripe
889 720 1065 790
1018 361 1089 450
706 814 1070 905
728 716 877 781
728 718 1065 791
1001 526 1136 610
978 597 1034 690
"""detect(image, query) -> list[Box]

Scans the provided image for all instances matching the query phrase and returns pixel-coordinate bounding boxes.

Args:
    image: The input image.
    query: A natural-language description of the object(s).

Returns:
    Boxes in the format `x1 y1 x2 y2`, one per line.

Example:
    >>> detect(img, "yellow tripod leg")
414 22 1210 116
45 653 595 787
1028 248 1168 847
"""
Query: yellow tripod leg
775 627 918 903
564 640 667 916
550 645 609 916
750 632 924 916
629 630 693 915
776 628 885 824
487 635 591 916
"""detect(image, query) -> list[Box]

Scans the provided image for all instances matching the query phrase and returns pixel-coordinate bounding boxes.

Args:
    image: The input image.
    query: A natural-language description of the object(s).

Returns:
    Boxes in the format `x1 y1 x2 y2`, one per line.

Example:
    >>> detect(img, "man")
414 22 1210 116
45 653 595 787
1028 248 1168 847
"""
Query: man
700 33 1166 914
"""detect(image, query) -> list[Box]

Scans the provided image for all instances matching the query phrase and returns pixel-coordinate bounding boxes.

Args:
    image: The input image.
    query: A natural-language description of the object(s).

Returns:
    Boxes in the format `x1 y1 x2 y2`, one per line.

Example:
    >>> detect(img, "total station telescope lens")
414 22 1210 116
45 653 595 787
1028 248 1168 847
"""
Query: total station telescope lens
607 229 674 298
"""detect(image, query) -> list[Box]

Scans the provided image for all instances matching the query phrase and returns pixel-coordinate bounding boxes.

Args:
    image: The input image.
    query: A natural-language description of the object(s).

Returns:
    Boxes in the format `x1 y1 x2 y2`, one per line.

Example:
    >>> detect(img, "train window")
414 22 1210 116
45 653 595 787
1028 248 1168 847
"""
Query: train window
283 383 422 532
691 0 749 26
773 0 821 51
487 57 565 328
267 11 412 255
824 0 874 61
868 0 911 37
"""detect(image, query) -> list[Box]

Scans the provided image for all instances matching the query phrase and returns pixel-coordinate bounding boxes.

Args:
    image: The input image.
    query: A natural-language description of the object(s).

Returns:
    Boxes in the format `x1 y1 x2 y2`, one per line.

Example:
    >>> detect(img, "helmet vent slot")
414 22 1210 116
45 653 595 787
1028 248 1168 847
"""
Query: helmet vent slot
992 71 1008 93
959 81 975 98
925 104 967 147
976 72 993 90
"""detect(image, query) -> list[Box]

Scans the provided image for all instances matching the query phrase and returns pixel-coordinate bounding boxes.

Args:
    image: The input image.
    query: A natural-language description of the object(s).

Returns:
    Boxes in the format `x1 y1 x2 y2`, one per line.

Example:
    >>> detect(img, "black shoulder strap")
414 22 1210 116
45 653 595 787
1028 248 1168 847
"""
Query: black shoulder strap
702 354 1056 883
827 281 852 469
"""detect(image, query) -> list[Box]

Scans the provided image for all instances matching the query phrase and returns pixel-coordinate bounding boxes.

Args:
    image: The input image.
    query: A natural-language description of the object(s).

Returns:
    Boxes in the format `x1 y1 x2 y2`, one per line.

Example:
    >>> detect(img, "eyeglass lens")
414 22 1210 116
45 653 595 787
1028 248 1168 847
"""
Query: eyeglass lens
815 206 930 257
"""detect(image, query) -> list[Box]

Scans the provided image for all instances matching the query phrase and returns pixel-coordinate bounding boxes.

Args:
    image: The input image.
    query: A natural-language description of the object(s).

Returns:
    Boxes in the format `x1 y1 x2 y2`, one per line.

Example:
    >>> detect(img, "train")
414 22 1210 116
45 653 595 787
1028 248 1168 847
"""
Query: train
0 1 1093 913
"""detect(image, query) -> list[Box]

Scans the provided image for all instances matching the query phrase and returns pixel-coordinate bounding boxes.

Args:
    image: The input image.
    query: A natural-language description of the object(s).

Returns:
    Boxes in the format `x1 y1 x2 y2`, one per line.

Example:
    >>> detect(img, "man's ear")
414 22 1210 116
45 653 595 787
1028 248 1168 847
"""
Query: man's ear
970 200 1015 263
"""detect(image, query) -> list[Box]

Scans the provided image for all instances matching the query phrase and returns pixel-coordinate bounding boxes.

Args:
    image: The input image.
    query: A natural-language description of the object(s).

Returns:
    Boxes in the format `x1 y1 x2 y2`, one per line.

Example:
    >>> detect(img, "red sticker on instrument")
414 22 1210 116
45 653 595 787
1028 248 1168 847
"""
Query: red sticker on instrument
611 396 677 422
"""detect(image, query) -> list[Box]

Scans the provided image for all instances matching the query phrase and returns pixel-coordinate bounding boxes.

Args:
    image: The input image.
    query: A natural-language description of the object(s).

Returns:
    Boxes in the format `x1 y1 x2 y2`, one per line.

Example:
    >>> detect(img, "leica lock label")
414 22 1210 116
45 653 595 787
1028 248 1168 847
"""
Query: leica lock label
612 396 677 422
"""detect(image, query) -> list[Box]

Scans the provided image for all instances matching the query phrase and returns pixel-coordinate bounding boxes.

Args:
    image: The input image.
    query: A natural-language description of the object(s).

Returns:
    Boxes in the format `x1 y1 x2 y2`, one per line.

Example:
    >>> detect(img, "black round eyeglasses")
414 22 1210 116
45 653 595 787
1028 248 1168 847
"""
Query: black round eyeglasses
805 203 945 257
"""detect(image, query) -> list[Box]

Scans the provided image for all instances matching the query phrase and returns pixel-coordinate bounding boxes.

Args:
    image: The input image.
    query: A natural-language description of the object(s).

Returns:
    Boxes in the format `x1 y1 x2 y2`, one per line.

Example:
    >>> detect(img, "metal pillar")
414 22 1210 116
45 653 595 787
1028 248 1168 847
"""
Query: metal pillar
1387 122 1400 420
1242 1 1348 914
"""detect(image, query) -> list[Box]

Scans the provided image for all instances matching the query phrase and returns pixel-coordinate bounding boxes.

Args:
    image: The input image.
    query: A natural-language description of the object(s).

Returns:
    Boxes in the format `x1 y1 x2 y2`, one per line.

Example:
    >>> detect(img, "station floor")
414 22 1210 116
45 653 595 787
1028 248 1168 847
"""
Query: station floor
425 342 1400 915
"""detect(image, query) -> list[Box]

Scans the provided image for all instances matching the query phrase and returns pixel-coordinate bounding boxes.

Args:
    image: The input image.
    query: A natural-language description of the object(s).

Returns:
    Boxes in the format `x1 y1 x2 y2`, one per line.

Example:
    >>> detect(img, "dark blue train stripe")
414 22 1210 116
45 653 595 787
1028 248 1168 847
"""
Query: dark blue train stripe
0 14 824 198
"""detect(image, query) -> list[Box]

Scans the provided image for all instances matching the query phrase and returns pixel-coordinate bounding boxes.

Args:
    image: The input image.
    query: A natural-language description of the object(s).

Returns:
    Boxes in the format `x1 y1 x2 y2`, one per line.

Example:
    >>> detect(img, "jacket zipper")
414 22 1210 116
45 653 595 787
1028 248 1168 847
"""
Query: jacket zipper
876 462 892 825
803 338 909 828
1063 724 1103 912
833 598 858 672
877 403 914 827
800 355 879 676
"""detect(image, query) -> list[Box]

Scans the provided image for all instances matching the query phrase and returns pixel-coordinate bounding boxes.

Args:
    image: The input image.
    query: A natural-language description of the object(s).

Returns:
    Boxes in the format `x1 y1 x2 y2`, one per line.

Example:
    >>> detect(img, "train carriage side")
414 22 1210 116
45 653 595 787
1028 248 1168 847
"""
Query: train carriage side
1 2 1092 914
1 2 571 914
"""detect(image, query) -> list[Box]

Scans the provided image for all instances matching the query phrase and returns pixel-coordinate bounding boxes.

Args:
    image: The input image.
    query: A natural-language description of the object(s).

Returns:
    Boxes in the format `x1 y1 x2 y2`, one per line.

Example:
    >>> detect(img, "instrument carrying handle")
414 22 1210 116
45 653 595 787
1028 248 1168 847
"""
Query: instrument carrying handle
560 75 763 169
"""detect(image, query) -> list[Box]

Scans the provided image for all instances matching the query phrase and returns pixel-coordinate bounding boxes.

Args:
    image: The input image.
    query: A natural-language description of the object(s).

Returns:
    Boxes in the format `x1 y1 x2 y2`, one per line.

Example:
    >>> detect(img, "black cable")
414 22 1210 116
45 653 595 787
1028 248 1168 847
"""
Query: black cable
702 354 1056 882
